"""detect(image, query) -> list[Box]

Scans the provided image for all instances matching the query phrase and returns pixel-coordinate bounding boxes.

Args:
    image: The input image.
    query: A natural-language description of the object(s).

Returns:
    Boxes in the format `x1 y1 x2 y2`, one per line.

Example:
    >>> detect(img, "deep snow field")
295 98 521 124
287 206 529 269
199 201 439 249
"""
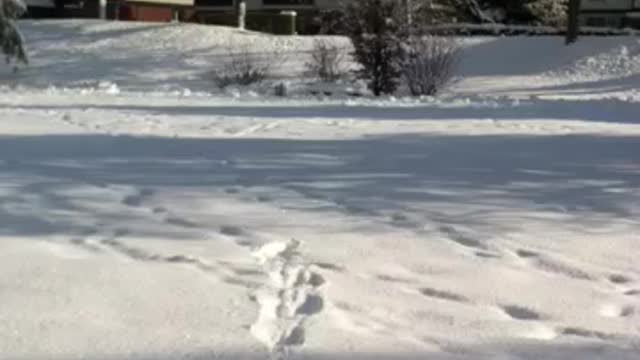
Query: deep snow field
1 20 640 360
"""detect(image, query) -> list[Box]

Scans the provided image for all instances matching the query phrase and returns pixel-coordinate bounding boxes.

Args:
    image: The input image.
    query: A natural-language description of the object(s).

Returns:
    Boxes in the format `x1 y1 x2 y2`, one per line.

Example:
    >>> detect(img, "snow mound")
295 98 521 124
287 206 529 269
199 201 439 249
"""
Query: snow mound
547 41 640 83
2 20 637 99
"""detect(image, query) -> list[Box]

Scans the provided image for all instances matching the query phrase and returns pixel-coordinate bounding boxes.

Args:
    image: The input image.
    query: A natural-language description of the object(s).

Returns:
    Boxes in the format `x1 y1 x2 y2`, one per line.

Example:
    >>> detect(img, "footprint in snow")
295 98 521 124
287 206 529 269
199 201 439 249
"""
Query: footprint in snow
70 237 102 253
559 327 617 341
256 195 272 203
515 249 594 281
515 249 539 258
439 225 489 251
475 251 501 259
122 188 154 207
165 216 199 228
220 225 244 237
418 287 469 303
376 274 415 284
313 262 345 272
152 206 168 214
500 304 544 321
608 274 633 285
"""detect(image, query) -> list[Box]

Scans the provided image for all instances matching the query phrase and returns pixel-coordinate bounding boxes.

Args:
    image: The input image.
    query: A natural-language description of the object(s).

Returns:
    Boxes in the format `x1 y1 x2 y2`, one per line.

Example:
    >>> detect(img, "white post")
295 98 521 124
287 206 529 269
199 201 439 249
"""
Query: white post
237 0 246 30
99 0 107 19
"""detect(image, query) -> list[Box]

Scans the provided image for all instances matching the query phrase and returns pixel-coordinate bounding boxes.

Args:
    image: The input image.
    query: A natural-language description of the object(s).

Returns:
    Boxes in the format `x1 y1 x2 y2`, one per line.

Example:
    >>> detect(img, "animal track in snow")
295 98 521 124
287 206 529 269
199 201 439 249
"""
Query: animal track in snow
559 327 618 341
515 249 593 281
608 274 633 285
624 289 640 296
256 195 272 203
122 188 154 207
69 229 255 286
500 305 543 321
313 262 345 272
439 225 489 251
377 274 415 284
69 234 102 253
165 216 199 228
475 251 501 259
250 239 326 356
220 225 244 237
515 249 539 258
391 213 409 222
419 287 469 303
152 206 168 214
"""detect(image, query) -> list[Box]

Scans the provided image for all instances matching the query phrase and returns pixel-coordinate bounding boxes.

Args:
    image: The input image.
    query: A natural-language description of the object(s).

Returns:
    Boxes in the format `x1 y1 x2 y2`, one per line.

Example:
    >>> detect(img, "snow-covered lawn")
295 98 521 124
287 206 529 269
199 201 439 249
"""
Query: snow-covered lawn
0 20 639 360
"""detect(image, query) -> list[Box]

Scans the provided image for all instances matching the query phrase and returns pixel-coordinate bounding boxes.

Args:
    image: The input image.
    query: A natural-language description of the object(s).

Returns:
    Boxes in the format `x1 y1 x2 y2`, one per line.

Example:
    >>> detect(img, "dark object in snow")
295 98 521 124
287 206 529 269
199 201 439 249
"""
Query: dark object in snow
400 36 460 96
1 0 28 66
342 0 404 96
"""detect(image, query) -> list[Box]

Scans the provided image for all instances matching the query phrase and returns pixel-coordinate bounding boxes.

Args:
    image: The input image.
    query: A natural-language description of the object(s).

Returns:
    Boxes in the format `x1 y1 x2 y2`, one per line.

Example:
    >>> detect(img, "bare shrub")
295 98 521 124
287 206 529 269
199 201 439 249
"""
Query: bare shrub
305 39 348 82
274 82 288 97
400 36 460 96
211 45 269 88
211 42 291 89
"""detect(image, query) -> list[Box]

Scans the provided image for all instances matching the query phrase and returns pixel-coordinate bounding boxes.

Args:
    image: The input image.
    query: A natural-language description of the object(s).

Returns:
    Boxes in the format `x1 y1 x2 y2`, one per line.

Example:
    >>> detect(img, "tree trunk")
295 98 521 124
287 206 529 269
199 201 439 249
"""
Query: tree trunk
403 0 413 30
566 0 581 45
236 0 246 30
54 0 65 18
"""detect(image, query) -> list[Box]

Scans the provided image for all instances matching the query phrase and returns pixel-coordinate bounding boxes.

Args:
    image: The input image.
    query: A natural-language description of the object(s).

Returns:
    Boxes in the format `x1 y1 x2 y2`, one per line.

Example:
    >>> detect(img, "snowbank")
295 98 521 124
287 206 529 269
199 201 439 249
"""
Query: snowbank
1 20 638 99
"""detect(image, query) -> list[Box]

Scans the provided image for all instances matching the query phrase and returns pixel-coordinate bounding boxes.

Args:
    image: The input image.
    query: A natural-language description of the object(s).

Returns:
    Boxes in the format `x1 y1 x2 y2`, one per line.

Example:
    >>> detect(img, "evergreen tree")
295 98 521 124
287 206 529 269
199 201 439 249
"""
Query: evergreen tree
0 0 28 67
343 0 404 96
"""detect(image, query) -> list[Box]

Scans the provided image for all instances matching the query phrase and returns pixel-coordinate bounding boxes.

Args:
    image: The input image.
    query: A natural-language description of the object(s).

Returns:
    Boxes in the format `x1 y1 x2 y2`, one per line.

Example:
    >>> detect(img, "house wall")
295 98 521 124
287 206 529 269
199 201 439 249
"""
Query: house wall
581 0 633 11
123 4 175 21
580 0 640 28
245 0 340 10
128 0 194 6
194 0 341 10
579 12 626 27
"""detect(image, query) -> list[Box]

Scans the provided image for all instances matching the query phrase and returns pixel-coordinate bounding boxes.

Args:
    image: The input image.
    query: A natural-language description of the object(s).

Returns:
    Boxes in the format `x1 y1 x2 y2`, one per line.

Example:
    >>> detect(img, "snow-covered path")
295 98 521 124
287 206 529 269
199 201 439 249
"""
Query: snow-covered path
1 20 640 360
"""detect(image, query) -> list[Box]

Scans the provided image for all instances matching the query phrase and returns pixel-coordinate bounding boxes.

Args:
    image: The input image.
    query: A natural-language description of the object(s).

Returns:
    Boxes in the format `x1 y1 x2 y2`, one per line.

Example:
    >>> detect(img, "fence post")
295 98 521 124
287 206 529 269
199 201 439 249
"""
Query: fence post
237 0 246 30
99 0 107 19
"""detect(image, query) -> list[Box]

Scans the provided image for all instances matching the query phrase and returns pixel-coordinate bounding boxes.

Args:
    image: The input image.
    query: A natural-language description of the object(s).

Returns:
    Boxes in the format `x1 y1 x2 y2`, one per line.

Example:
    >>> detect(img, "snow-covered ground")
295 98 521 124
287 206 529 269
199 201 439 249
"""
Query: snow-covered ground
1 20 639 360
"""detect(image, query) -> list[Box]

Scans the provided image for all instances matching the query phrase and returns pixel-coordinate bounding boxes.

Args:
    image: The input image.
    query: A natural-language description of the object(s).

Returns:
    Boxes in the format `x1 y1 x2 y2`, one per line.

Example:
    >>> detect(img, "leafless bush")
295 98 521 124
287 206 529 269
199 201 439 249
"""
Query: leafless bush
400 36 460 96
274 82 288 97
305 39 348 82
211 45 269 88
212 43 290 89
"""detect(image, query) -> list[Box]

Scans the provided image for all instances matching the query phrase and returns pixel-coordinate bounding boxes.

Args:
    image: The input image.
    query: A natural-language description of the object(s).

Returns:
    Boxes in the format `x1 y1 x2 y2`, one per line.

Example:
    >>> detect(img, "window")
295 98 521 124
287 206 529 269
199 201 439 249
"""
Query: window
196 0 233 6
586 16 607 26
